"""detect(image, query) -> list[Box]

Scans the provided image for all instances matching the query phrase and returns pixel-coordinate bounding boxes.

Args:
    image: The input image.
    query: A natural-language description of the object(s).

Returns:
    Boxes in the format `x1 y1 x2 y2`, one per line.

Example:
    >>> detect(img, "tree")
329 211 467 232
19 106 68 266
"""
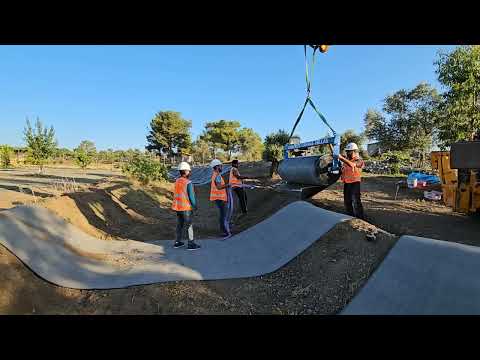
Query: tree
263 129 292 161
146 111 192 158
74 140 97 170
435 45 480 146
122 153 168 185
23 118 57 173
262 129 293 176
201 120 242 160
363 82 441 159
191 138 211 164
238 128 264 161
264 129 290 151
340 129 366 152
0 145 13 168
54 148 74 163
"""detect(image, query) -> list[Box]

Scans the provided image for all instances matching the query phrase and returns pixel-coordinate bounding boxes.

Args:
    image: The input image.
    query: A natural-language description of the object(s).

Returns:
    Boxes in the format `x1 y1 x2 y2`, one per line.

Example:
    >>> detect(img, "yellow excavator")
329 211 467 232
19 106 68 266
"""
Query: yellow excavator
431 140 480 214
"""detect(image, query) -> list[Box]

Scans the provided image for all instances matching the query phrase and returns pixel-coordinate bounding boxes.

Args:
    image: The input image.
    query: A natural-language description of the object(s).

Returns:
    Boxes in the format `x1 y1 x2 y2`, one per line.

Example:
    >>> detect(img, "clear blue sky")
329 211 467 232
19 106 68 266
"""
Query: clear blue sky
0 45 455 150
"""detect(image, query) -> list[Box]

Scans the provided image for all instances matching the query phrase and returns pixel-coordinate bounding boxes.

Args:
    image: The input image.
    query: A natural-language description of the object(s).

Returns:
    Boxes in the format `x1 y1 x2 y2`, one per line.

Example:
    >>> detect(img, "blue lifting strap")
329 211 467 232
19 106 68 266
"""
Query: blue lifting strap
288 45 337 141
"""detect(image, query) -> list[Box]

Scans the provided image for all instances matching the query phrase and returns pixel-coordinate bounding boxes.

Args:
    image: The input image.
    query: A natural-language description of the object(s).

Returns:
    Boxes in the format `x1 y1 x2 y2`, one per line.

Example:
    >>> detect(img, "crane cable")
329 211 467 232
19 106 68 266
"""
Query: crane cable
288 45 336 141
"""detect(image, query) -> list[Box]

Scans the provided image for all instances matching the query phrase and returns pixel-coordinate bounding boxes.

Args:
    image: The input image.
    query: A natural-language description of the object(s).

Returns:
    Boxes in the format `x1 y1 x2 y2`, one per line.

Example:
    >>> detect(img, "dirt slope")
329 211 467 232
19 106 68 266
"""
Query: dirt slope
35 171 297 242
0 189 36 210
311 174 480 246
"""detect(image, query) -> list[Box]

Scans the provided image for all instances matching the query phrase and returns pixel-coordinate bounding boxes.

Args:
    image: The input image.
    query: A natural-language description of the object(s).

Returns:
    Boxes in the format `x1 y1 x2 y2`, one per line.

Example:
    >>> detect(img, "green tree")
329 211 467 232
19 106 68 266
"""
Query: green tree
340 129 366 152
263 129 291 162
55 148 74 163
146 111 192 158
122 153 168 185
201 120 242 160
23 118 57 173
0 145 13 168
264 129 290 150
364 82 441 159
262 129 293 176
191 138 211 164
74 140 97 170
435 45 480 145
238 128 264 161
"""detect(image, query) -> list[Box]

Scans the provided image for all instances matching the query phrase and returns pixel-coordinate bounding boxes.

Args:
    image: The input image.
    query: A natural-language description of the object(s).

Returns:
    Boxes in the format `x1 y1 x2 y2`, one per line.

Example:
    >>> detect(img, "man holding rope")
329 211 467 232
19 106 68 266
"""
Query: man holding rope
209 159 232 239
229 159 251 216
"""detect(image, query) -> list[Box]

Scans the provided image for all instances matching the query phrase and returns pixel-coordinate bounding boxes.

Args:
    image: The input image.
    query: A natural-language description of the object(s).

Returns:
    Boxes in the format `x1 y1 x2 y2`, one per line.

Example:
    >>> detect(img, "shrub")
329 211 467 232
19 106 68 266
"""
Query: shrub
122 154 168 185
380 151 411 175
0 145 13 168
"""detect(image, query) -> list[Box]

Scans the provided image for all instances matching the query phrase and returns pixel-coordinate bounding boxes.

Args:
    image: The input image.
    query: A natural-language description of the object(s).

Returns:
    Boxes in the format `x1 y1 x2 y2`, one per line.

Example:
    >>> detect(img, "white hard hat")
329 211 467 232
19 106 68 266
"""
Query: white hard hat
178 162 191 171
209 159 222 168
345 143 359 151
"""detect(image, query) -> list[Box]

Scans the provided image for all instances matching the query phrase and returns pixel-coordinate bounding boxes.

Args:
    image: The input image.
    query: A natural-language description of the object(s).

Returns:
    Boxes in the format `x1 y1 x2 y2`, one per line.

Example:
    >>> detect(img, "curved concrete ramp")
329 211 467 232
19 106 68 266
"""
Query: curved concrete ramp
342 235 480 315
0 201 349 290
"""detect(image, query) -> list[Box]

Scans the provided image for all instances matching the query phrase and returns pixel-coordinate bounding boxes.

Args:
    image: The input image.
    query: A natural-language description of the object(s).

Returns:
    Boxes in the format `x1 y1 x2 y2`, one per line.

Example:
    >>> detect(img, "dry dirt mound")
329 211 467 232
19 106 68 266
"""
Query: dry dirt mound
0 189 36 210
0 216 397 314
311 174 480 246
35 174 298 243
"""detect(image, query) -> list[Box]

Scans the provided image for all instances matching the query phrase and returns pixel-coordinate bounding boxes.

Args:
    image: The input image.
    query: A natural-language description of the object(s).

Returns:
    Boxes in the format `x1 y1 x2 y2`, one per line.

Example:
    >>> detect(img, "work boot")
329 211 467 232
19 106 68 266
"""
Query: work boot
173 241 185 248
187 241 201 251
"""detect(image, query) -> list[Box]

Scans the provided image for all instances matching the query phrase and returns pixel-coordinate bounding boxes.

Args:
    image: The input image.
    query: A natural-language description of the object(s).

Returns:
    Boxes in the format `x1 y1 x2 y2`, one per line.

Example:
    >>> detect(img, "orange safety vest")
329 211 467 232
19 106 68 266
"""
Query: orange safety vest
210 171 227 201
229 168 242 188
341 155 364 184
171 177 192 211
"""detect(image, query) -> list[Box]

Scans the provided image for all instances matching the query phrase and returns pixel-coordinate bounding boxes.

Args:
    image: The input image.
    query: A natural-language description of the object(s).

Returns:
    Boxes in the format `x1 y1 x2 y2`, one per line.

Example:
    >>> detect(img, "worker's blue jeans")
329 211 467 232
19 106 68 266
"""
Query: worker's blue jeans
215 200 231 235
176 210 194 242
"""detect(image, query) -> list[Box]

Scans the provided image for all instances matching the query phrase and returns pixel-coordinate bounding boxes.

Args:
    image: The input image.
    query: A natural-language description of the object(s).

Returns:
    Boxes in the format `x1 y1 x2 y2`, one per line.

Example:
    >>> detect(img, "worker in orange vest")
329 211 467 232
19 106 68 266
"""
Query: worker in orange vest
171 162 200 250
209 159 232 238
338 143 365 220
229 159 250 215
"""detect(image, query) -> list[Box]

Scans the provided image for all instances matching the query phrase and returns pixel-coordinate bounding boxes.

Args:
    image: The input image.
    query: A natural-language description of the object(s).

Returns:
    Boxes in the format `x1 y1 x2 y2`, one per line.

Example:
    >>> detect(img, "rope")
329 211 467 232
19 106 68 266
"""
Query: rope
288 45 336 142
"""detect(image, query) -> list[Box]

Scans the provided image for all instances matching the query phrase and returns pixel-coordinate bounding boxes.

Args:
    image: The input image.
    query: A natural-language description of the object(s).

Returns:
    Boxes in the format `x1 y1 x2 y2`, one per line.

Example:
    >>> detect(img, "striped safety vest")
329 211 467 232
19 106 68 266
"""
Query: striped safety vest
171 177 192 211
210 171 227 201
341 155 364 184
229 168 242 188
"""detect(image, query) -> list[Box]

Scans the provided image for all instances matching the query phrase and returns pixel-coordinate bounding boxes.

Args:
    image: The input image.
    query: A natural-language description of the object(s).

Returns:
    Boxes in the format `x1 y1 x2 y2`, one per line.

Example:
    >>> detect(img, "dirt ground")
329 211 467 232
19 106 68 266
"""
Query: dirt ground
310 174 480 246
0 163 479 314
0 189 36 210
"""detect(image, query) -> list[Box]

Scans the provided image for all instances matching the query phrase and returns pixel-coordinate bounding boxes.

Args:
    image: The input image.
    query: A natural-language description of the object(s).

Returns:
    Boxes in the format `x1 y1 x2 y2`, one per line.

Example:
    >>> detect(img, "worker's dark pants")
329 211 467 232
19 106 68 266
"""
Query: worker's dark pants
344 181 365 220
176 210 194 242
233 187 248 214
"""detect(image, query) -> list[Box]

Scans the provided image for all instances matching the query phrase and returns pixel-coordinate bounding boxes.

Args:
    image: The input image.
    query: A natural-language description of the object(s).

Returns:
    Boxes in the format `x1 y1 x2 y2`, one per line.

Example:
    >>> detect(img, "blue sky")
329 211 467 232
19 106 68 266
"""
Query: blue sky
0 45 455 150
